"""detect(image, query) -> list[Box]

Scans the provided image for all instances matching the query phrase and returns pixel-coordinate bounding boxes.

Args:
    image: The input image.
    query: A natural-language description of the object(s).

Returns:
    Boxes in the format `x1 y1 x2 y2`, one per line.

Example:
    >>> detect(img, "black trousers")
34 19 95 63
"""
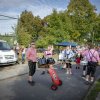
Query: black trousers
86 61 97 77
28 61 36 76
66 63 72 68
83 65 87 71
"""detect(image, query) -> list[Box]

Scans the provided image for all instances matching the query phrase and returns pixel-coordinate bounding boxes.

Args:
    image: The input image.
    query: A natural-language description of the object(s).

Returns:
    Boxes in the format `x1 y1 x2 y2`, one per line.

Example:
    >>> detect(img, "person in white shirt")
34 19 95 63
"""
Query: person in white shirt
64 46 74 74
59 48 65 63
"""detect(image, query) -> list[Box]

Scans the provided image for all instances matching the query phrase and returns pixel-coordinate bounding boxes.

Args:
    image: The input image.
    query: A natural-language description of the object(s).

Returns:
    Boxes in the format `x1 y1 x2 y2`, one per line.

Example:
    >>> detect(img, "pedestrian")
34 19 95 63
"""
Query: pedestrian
26 41 37 85
58 47 66 67
41 45 54 75
21 46 26 64
15 43 20 64
75 53 81 69
64 46 74 75
84 44 100 84
81 47 89 78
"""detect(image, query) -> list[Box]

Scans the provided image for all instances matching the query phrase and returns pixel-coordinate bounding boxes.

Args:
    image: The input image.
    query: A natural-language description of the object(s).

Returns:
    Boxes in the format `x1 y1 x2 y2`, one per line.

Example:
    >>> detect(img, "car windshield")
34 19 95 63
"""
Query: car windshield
0 42 11 50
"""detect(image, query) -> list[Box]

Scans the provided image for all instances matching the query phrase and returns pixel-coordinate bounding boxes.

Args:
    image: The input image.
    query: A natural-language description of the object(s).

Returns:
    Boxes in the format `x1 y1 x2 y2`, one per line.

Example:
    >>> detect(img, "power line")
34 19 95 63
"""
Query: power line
0 14 18 19
0 18 17 20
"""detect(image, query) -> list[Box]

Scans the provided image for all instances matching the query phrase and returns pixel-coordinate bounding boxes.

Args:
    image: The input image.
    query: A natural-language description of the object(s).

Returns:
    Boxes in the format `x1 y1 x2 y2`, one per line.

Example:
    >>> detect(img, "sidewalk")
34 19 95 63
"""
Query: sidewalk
0 63 29 80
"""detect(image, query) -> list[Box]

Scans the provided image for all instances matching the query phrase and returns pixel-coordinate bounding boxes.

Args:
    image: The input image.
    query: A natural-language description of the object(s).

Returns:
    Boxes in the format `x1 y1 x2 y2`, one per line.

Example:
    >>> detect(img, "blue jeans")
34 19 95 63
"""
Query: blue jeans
22 54 25 63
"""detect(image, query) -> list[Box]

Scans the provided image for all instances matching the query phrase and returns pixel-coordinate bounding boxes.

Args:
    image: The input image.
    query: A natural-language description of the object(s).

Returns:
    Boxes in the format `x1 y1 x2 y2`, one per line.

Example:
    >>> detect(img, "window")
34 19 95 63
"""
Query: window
0 42 11 50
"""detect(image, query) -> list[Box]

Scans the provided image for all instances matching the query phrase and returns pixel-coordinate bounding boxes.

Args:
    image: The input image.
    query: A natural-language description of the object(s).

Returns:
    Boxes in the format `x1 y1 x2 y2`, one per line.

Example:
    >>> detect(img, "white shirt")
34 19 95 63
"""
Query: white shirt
65 49 74 59
59 50 65 60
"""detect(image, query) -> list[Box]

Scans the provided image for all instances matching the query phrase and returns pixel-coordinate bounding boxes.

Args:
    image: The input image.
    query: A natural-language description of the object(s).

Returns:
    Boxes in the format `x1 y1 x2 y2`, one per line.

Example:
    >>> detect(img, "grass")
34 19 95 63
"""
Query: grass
86 79 100 100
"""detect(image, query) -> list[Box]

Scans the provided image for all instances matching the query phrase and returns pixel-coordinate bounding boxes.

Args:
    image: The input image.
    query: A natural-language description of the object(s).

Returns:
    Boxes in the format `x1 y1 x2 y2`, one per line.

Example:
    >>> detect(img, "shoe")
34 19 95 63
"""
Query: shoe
82 75 86 79
85 81 90 85
69 72 72 75
28 80 35 86
66 71 69 74
41 71 45 75
76 67 77 69
61 68 66 70
22 62 25 64
90 80 94 84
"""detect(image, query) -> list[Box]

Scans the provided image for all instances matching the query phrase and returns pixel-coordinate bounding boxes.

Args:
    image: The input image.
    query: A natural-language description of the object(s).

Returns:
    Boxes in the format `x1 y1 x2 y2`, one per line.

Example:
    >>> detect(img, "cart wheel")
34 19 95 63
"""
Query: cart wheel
59 80 62 86
51 84 58 90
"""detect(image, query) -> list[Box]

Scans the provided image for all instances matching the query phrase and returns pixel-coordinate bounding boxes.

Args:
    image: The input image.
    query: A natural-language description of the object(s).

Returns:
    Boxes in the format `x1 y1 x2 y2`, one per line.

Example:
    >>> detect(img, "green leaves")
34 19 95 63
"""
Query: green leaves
17 28 31 46
67 0 98 43
15 0 99 47
16 10 43 46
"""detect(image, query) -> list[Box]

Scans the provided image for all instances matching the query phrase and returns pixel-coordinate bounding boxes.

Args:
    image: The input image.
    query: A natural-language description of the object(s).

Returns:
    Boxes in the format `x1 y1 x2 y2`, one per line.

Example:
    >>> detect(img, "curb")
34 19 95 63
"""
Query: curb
83 76 100 100
0 63 29 81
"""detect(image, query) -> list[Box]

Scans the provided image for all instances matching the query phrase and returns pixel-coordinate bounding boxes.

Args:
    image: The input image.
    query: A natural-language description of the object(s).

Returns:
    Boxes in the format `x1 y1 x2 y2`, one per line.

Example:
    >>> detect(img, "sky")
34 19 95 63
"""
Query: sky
0 0 100 34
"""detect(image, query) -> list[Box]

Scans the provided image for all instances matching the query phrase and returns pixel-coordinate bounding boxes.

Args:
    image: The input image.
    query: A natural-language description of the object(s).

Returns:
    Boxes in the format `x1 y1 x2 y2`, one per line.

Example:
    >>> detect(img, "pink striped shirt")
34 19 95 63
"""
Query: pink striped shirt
26 47 37 62
82 49 100 62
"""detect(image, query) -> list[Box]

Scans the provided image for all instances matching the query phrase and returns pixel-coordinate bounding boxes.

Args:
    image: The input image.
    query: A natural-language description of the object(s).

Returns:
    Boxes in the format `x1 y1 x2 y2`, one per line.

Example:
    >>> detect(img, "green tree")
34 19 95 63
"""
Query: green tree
18 27 31 46
67 0 97 43
93 14 100 43
19 10 34 34
17 10 43 46
32 16 43 40
16 10 34 45
42 9 72 44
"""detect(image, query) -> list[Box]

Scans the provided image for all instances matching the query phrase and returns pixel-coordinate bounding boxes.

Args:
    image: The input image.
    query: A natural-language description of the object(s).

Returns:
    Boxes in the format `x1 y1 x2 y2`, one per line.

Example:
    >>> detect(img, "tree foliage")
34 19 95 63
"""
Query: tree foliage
67 0 98 43
15 0 100 47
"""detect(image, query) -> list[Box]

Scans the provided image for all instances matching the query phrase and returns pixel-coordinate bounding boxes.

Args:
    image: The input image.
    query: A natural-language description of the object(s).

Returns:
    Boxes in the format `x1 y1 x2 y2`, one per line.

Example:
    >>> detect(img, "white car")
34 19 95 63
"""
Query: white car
0 40 18 65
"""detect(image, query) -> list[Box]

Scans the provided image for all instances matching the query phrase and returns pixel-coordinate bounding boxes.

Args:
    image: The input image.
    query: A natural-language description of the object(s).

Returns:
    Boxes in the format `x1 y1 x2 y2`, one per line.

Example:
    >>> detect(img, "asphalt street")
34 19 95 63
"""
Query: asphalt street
0 64 100 100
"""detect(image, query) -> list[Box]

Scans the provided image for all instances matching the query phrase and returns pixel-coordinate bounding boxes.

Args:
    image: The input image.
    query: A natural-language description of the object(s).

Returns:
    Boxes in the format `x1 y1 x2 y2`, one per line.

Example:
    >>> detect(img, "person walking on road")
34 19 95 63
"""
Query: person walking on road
26 41 37 85
81 47 89 78
84 44 100 84
64 46 74 75
75 53 81 69
21 45 26 64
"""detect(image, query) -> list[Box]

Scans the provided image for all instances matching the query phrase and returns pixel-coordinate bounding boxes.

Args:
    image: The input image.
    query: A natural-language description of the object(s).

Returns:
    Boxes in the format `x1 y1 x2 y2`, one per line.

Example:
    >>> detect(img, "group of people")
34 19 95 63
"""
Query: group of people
25 41 100 86
59 46 75 74
14 43 26 64
59 44 100 85
26 41 54 85
81 45 100 84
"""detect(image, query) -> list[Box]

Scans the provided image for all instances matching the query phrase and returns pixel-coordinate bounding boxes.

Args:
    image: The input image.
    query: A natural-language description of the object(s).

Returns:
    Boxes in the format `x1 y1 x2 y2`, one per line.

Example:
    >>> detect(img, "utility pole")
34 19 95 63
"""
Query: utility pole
15 15 20 44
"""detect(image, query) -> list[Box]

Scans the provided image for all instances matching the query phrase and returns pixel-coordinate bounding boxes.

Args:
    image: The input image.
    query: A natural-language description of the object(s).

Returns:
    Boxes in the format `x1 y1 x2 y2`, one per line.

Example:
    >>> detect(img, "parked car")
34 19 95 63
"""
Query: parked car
0 40 18 65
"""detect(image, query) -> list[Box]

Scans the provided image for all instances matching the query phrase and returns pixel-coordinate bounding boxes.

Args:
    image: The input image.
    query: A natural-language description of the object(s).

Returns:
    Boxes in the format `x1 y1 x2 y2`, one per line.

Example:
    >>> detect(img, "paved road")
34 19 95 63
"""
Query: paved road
0 64 100 100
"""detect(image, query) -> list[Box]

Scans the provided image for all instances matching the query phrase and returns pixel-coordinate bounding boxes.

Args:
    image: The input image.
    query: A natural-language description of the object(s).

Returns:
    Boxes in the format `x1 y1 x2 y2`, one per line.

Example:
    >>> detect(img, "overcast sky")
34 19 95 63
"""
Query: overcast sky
0 0 100 34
